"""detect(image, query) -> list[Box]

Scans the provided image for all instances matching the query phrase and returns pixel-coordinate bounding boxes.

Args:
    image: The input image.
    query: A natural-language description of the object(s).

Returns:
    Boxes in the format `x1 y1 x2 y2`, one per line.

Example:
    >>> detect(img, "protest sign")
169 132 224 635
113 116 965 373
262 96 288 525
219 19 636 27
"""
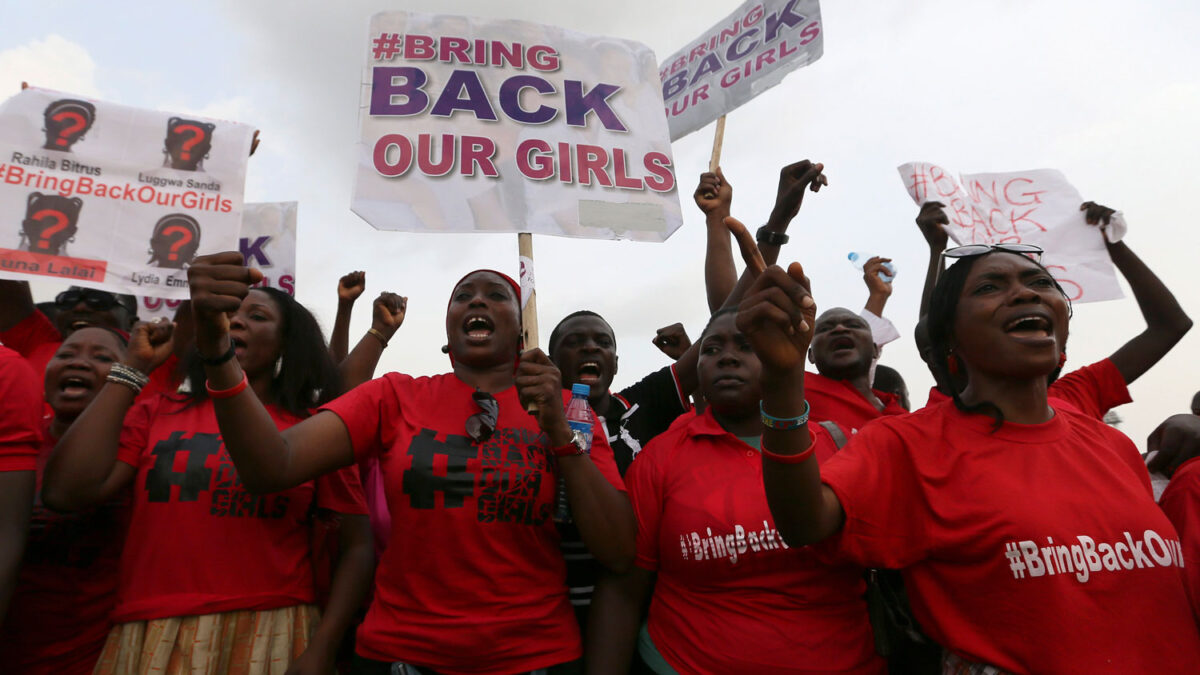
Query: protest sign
659 0 823 142
0 87 256 299
137 201 297 321
353 12 683 241
898 162 1123 303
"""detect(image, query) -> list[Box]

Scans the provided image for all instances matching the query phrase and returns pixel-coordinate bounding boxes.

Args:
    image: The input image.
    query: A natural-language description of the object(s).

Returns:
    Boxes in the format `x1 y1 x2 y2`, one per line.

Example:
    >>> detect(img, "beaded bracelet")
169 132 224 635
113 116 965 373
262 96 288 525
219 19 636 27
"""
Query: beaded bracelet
367 328 389 348
106 363 150 394
760 400 810 430
206 372 249 399
761 433 816 464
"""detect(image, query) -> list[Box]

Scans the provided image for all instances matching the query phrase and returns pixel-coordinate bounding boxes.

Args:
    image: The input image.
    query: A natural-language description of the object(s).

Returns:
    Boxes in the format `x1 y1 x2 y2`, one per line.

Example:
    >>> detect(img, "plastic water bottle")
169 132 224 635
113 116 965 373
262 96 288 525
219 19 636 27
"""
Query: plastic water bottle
848 252 897 283
554 383 594 524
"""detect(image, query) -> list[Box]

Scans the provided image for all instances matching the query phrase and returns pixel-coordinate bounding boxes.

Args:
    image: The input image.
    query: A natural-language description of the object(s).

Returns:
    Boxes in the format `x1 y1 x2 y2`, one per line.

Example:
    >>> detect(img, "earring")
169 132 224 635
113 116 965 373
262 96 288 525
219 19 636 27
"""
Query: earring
946 351 960 376
273 356 283 378
1058 352 1067 369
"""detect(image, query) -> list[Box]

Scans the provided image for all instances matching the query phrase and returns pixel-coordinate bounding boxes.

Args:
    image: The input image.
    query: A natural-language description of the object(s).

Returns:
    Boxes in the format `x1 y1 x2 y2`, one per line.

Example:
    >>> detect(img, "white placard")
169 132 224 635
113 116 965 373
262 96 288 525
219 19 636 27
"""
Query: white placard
0 87 256 298
898 162 1123 303
659 0 824 141
137 202 297 321
353 12 683 242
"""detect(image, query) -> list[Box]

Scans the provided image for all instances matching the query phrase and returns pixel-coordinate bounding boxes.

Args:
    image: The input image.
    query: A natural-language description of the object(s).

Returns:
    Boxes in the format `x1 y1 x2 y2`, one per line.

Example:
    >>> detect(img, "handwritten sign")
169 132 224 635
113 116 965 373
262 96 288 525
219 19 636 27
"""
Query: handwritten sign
659 0 823 141
137 202 297 321
898 162 1123 303
0 87 256 298
353 11 683 242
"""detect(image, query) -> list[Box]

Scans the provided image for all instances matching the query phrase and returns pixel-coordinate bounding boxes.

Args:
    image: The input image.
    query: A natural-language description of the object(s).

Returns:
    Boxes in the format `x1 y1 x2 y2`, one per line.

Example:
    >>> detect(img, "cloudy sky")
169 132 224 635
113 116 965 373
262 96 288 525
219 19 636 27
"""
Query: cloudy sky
2 0 1197 448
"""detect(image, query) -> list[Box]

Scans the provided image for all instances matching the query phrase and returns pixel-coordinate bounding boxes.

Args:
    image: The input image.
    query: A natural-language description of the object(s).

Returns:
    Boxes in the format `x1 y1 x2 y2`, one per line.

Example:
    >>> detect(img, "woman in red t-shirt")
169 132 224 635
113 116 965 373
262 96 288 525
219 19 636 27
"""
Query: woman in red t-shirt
43 287 373 675
0 327 130 674
737 232 1200 673
589 308 883 674
181 253 634 674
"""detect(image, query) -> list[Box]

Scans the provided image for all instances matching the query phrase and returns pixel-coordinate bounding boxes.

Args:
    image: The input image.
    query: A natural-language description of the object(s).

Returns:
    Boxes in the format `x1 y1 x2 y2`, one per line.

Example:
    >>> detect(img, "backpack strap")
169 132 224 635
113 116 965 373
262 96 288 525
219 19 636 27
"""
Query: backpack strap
818 420 849 449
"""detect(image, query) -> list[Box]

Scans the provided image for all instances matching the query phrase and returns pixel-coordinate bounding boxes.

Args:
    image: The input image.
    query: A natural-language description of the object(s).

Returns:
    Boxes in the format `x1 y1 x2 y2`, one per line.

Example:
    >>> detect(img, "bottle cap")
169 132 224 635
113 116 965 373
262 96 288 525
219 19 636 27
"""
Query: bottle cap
571 383 591 396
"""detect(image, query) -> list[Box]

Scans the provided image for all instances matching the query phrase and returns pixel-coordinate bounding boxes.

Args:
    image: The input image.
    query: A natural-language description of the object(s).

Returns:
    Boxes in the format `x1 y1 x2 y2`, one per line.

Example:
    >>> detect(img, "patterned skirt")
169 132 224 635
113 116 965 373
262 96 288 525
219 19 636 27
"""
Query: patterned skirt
93 604 320 675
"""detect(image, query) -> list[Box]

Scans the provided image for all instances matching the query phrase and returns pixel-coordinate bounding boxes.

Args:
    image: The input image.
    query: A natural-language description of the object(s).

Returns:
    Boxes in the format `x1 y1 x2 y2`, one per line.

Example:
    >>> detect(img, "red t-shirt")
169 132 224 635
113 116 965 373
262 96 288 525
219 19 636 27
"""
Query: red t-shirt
0 423 127 674
628 409 883 674
806 372 906 433
0 345 41 472
143 353 183 399
321 373 625 673
1158 456 1200 623
819 400 1200 672
0 310 61 381
114 395 368 621
922 358 1131 420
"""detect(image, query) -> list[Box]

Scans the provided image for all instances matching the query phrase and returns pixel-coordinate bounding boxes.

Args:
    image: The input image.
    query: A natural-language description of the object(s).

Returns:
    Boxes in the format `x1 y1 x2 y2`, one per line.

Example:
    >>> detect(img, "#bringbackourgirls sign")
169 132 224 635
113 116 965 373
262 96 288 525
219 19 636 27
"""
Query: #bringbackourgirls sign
898 162 1123 303
659 0 824 141
0 86 256 298
352 12 683 242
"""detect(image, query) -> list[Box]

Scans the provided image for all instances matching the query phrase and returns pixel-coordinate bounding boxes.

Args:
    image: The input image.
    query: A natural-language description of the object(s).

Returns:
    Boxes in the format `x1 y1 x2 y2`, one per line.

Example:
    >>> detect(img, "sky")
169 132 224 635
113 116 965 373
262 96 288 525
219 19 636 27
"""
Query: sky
1 0 1198 449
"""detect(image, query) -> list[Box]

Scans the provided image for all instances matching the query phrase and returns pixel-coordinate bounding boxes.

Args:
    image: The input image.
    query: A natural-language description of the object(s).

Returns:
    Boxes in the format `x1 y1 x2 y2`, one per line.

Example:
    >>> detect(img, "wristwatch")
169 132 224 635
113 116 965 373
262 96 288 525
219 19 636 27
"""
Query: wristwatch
551 429 588 457
756 225 789 247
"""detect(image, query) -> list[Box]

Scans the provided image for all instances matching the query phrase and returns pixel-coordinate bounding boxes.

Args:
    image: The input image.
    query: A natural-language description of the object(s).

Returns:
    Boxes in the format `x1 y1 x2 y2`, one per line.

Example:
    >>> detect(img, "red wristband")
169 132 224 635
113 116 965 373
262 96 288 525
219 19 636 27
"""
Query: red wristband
206 372 249 399
761 431 816 464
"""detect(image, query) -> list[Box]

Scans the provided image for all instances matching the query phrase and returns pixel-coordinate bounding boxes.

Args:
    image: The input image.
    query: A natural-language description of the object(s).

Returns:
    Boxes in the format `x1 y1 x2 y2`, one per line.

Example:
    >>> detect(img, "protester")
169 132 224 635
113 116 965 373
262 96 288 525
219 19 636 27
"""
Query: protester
587 307 883 674
548 310 698 633
549 312 697 475
43 288 373 675
0 281 138 376
871 364 910 412
914 200 1192 425
0 344 41 624
1155 414 1200 622
747 233 1200 671
0 328 130 673
181 253 633 674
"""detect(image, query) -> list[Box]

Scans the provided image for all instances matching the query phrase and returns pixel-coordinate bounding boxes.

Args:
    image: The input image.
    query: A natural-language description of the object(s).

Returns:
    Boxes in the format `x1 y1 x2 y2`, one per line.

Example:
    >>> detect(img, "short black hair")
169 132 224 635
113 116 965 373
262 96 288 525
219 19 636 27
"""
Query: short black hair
548 310 613 359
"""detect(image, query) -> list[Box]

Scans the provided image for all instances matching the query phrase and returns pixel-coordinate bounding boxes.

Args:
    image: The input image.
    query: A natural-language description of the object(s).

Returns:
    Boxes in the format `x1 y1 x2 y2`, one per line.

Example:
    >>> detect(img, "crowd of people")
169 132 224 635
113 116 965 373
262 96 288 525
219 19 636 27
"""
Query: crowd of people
1 159 1199 675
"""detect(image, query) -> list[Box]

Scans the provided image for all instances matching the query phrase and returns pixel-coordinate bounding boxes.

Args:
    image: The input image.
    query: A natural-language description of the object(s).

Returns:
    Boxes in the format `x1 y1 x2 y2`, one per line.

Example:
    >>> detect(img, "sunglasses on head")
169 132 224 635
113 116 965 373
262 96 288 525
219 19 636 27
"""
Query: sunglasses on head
940 243 1044 269
466 390 499 444
55 289 120 311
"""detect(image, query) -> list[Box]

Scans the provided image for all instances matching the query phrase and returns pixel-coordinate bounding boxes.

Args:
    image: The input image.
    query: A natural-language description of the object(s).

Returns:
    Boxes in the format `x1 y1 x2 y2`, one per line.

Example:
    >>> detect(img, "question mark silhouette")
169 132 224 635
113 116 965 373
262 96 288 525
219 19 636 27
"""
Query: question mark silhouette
160 224 194 261
52 111 87 147
173 124 205 161
32 209 69 250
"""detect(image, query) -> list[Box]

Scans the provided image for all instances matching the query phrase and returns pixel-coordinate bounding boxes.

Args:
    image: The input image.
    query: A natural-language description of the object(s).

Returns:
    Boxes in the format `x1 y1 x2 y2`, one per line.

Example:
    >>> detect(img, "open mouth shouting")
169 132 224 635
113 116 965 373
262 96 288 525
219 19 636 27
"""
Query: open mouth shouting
69 318 94 331
1003 312 1054 345
577 360 603 385
464 314 495 344
829 334 857 353
58 374 95 400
